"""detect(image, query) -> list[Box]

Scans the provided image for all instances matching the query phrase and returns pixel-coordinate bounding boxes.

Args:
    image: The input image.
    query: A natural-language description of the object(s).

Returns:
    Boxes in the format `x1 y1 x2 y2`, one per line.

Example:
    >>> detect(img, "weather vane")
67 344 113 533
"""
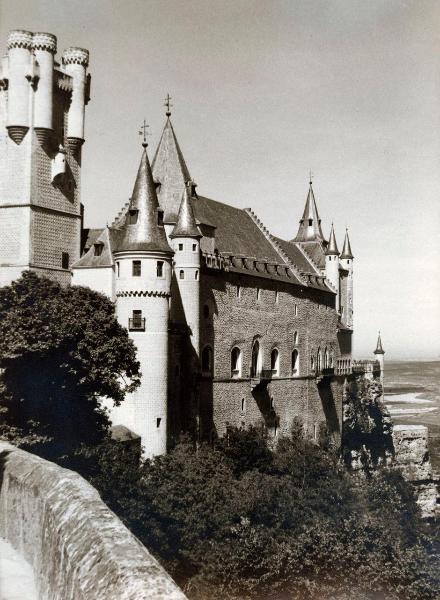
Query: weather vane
139 119 150 147
164 93 173 117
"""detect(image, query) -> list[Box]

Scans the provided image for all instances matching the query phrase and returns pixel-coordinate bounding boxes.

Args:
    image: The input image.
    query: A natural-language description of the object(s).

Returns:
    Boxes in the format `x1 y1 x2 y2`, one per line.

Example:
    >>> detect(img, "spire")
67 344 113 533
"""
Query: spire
171 185 201 238
340 229 354 259
325 223 339 255
152 114 192 222
293 180 325 242
114 146 172 254
374 331 385 355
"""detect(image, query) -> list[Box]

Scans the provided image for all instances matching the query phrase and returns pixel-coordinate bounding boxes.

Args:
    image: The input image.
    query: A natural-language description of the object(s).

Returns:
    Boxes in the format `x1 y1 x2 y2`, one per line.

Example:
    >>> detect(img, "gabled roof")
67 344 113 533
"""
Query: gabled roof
171 188 201 238
114 146 172 254
73 227 114 268
152 117 192 222
293 182 325 242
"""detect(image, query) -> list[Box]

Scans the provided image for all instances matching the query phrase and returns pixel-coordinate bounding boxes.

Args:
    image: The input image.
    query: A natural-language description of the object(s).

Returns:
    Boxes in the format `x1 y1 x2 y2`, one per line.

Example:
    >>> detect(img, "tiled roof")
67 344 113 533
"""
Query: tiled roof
273 237 318 274
299 241 326 269
81 228 103 254
74 227 114 268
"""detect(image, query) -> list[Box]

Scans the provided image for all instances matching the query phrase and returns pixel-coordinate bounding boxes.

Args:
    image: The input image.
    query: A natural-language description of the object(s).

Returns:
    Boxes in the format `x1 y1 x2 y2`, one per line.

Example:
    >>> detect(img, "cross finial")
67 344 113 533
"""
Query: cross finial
309 170 314 185
139 119 150 147
164 93 172 117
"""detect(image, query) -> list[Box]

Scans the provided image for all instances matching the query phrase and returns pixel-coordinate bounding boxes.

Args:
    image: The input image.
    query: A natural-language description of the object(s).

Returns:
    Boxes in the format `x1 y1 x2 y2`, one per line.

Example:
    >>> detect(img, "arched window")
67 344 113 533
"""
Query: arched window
202 346 213 374
271 348 279 376
179 269 185 279
293 331 298 346
250 340 260 378
291 349 299 376
231 347 241 378
311 354 315 371
324 347 329 369
241 398 246 413
330 353 334 368
316 349 322 373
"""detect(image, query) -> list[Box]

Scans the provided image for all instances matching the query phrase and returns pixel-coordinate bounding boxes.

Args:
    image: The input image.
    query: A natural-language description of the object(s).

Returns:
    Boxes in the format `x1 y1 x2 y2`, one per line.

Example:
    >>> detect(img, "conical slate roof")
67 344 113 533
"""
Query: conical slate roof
152 117 192 222
114 146 172 254
325 223 339 255
340 229 354 259
374 332 385 355
293 182 325 242
171 187 201 238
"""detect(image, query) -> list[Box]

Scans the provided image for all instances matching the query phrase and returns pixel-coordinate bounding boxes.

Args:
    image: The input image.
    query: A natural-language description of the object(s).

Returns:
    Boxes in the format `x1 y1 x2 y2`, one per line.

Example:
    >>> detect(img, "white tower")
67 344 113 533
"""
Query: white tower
170 185 202 359
325 223 340 311
339 229 354 328
112 142 173 457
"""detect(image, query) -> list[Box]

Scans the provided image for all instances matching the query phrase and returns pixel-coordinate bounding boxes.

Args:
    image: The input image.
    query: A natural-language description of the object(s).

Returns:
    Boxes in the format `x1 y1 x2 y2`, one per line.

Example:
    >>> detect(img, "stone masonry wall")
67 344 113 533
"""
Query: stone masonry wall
0 442 186 600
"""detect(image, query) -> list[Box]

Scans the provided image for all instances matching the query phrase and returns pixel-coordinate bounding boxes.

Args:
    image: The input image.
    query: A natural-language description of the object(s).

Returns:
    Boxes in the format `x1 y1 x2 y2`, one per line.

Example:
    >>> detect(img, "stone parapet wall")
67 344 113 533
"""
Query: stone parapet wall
0 442 186 600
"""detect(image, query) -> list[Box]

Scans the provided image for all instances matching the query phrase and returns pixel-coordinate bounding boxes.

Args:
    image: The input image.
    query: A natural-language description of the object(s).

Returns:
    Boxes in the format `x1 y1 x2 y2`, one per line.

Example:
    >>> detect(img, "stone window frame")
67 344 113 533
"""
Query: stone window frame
291 348 299 377
230 346 242 378
250 339 262 378
270 347 280 377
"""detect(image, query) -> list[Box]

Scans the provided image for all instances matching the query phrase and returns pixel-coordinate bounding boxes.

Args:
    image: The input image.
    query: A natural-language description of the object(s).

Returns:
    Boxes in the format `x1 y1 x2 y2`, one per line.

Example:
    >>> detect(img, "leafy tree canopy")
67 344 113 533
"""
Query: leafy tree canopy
0 271 140 457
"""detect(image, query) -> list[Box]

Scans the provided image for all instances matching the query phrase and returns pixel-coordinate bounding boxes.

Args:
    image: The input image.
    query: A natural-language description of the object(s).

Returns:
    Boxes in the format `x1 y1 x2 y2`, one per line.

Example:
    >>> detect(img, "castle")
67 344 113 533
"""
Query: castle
0 31 383 457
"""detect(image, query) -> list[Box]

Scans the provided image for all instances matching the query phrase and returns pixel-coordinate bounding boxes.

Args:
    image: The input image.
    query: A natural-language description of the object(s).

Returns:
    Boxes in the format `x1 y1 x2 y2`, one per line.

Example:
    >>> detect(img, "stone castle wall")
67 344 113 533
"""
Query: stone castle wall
0 441 186 600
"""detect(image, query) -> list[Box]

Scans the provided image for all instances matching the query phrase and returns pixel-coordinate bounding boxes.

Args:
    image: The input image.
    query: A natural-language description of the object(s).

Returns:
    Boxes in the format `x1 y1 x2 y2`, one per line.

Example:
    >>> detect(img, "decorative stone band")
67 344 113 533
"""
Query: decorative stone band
62 47 89 67
7 30 33 49
116 290 171 298
31 32 57 54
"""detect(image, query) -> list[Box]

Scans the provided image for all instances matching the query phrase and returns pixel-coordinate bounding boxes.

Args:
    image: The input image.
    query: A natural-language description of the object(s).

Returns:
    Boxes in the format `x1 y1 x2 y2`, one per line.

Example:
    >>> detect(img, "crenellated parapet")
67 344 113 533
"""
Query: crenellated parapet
31 32 57 53
62 46 89 67
7 29 33 49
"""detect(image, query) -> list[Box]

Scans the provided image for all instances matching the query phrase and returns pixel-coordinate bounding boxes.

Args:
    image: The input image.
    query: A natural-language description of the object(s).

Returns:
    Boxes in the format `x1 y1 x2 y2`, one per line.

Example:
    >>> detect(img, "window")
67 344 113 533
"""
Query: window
275 289 279 303
203 304 210 318
250 340 260 378
178 243 183 251
156 417 162 428
291 349 299 375
324 348 329 369
236 285 241 298
94 243 103 256
311 355 315 371
61 252 69 269
116 261 120 277
156 261 164 278
129 310 145 331
157 209 164 226
192 243 197 252
308 219 313 226
202 346 213 374
132 260 141 276
293 331 298 346
231 347 241 378
316 349 322 373
270 397 275 410
195 270 199 280
128 209 138 224
257 288 261 301
241 398 246 413
179 269 185 280
271 348 279 376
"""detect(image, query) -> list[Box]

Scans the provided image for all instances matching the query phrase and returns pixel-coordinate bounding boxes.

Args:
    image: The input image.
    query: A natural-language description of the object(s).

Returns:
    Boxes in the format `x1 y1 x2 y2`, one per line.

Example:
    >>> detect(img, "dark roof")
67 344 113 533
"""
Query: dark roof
326 224 339 255
293 182 325 242
341 229 354 259
299 241 326 269
74 227 114 268
273 237 317 274
81 227 102 254
171 188 201 238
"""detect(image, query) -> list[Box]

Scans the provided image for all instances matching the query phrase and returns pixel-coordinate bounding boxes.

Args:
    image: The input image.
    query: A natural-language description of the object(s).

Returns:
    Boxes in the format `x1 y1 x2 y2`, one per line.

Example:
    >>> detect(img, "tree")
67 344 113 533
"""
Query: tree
0 271 140 458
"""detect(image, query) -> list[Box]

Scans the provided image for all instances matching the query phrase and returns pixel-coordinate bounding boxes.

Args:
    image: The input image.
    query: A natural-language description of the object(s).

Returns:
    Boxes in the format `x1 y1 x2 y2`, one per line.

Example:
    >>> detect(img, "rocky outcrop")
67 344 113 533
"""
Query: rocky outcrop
392 425 439 519
0 441 187 600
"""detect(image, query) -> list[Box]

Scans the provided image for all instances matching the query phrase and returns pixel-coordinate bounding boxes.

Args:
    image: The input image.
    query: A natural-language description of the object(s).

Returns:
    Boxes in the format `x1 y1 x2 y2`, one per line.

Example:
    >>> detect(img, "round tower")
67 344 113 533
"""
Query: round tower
325 223 340 311
339 229 354 328
6 30 33 144
113 143 173 457
170 184 202 358
62 47 89 150
32 32 57 145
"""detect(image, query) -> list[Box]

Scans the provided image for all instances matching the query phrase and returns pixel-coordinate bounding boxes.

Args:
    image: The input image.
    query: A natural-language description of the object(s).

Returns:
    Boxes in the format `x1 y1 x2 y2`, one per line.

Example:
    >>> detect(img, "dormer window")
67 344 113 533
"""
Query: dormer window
128 209 138 224
94 243 103 257
157 209 164 226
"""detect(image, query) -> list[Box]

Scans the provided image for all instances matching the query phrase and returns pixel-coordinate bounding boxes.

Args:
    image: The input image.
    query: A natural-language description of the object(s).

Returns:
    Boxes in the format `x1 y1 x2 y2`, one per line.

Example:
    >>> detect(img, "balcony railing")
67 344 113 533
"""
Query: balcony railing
128 318 146 332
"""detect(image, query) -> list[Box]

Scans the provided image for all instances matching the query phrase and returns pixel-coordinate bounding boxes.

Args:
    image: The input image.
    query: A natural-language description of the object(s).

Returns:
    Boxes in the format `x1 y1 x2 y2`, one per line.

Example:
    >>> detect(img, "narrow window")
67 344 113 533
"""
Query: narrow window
61 252 69 269
291 349 299 375
257 288 261 301
116 261 120 277
324 348 329 369
270 397 274 410
178 243 183 251
236 285 241 298
316 349 322 373
294 304 298 316
128 209 138 224
179 269 185 280
129 310 145 331
156 417 162 428
241 398 246 413
251 340 260 378
202 346 213 374
231 347 241 378
275 289 279 303
308 218 313 226
203 304 210 318
195 270 199 280
94 243 103 257
293 331 298 346
192 243 197 252
132 260 141 276
271 348 279 376
311 355 315 371
157 209 164 226
156 261 164 278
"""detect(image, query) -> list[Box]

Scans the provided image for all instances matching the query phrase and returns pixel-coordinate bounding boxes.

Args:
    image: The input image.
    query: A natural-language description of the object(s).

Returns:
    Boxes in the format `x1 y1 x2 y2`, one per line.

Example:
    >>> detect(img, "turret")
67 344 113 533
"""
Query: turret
62 47 89 150
374 331 385 387
112 141 173 457
32 32 57 145
325 223 340 309
6 30 33 144
339 229 354 328
293 180 325 242
170 184 202 358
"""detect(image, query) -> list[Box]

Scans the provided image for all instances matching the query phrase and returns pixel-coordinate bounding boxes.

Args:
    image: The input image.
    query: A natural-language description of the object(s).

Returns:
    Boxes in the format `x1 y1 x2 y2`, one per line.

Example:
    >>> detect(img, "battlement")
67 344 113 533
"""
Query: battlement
31 32 57 53
7 29 33 49
62 46 89 67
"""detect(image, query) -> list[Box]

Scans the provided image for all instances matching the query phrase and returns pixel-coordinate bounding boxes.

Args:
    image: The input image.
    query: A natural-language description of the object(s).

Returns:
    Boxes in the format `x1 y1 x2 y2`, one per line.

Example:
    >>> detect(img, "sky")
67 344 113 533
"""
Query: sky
1 0 439 360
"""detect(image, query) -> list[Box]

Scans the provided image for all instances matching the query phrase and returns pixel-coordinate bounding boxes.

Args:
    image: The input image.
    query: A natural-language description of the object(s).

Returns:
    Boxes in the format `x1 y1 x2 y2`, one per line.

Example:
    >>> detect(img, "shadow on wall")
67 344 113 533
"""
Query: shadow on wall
318 379 341 441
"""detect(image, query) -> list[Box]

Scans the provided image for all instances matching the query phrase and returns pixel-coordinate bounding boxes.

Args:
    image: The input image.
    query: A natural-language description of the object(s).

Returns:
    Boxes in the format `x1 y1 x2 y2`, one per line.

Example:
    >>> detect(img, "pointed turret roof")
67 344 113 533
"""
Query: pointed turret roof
171 186 201 238
340 229 353 259
293 181 325 242
152 116 192 222
374 332 385 355
114 146 172 254
325 223 339 255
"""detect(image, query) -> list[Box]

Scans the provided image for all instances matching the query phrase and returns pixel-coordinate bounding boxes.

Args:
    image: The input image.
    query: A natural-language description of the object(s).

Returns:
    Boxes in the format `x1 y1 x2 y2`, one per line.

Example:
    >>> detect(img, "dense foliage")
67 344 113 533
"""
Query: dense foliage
0 272 140 458
77 428 439 600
